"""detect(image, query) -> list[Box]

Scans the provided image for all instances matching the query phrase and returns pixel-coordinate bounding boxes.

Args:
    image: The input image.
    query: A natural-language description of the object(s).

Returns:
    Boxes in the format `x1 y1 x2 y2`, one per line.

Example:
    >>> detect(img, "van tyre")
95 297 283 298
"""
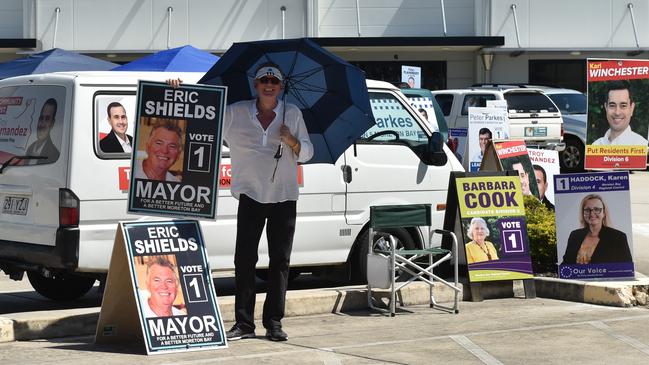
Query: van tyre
560 136 584 173
27 271 96 301
351 227 415 284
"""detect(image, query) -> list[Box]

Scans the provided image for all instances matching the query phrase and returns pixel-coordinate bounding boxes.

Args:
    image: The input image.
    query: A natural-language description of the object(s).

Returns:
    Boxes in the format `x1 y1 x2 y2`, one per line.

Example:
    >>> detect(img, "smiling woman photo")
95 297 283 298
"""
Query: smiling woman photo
465 217 500 264
561 193 632 265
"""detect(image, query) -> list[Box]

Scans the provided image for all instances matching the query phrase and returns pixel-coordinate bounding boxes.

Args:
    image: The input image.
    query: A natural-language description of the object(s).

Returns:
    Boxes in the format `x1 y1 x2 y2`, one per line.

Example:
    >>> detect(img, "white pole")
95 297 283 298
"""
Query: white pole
52 7 61 49
167 7 174 49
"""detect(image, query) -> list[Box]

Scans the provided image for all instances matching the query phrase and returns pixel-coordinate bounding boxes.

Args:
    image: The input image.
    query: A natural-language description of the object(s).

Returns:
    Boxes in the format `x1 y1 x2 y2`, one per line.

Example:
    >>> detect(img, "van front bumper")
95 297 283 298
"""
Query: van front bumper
0 227 80 271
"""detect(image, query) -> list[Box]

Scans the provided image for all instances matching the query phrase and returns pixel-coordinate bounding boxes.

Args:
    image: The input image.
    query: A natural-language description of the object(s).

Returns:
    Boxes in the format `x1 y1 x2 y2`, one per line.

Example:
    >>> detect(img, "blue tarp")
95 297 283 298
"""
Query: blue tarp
0 48 117 79
112 45 219 72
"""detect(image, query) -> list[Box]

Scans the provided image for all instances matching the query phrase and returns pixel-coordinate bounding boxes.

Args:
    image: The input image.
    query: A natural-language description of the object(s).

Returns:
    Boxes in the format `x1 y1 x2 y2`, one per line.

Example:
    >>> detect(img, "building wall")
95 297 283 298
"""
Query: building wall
27 0 306 52
315 0 475 37
490 0 649 48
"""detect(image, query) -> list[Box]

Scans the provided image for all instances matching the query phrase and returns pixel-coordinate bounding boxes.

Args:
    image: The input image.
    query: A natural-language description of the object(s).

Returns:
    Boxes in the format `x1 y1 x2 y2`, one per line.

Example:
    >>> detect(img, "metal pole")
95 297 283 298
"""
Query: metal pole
52 7 61 48
628 3 640 48
355 0 362 37
510 4 521 48
281 6 286 39
167 7 173 49
440 0 447 36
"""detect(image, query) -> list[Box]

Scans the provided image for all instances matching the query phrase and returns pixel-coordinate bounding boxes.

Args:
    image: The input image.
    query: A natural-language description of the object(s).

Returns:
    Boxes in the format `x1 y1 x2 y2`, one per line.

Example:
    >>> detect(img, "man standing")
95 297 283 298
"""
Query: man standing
169 63 313 341
142 256 185 317
593 81 648 146
134 120 183 182
222 63 313 342
533 164 554 211
26 98 59 164
171 63 313 341
100 102 133 153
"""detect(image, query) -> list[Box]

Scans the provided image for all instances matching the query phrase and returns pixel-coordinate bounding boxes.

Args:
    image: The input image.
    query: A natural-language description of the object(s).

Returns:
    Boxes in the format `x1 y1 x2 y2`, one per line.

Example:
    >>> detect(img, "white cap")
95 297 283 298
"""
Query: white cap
254 66 283 81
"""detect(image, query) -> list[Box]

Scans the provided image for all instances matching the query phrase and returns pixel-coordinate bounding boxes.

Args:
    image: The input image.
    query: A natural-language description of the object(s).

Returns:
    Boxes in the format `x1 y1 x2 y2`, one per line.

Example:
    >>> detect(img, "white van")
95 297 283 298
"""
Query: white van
0 71 463 300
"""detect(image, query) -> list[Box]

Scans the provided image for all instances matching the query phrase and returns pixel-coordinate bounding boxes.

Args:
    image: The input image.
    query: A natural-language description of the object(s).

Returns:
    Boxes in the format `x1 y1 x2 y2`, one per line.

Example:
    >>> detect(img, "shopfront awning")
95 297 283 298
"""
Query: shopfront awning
311 36 504 53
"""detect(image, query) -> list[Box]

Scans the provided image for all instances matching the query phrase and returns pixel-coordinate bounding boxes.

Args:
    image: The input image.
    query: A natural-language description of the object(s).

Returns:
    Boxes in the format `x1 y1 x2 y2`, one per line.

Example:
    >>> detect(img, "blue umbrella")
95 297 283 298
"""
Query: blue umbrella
0 48 117 79
112 45 219 72
199 38 375 164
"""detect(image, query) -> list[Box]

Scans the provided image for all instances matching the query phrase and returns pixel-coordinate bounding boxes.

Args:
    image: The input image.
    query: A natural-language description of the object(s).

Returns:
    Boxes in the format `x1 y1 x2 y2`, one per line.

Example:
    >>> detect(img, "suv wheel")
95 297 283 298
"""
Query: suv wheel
560 137 584 173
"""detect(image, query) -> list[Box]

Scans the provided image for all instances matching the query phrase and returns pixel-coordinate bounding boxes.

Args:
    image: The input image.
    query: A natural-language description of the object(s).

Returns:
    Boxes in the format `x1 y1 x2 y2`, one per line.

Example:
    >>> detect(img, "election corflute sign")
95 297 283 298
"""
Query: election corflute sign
585 59 649 169
96 220 227 355
454 175 534 282
128 81 227 219
494 140 540 199
554 172 635 280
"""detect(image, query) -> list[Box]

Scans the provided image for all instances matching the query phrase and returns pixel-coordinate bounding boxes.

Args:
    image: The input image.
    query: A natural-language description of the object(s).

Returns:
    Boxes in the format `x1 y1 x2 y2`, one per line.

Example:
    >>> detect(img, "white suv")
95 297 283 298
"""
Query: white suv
431 85 565 150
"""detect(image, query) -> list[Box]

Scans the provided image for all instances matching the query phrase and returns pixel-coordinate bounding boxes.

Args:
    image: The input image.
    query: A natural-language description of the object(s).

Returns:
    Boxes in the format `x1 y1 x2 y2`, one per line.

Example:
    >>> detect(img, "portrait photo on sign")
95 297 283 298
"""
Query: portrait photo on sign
587 79 649 146
95 95 136 155
555 191 633 266
134 254 187 317
500 154 540 199
134 117 186 182
461 217 503 265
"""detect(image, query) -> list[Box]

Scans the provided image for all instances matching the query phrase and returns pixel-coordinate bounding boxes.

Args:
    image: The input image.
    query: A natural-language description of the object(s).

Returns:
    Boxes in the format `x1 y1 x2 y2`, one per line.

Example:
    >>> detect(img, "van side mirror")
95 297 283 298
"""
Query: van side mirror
423 132 447 166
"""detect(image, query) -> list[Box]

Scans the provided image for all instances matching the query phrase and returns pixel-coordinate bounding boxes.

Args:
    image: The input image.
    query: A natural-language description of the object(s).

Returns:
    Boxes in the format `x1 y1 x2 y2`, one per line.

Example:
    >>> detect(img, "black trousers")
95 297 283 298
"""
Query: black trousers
234 194 296 331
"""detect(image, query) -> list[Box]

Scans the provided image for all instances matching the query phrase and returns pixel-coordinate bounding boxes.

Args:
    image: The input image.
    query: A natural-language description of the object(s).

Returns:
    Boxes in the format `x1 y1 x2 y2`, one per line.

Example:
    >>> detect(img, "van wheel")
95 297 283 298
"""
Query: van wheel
255 268 301 282
27 271 96 301
560 137 584 173
351 228 415 284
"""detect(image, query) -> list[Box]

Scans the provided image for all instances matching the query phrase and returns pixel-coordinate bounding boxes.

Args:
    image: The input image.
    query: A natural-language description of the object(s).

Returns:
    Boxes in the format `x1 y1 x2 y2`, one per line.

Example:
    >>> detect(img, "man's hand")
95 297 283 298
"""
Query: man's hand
279 125 297 146
279 125 300 154
166 78 182 88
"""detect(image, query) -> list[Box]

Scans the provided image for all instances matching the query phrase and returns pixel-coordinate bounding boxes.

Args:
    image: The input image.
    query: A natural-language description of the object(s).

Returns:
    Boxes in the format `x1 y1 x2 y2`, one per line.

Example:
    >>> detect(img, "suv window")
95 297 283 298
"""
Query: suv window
433 94 454 116
0 85 66 167
547 93 586 115
461 94 496 115
504 92 558 113
362 91 428 143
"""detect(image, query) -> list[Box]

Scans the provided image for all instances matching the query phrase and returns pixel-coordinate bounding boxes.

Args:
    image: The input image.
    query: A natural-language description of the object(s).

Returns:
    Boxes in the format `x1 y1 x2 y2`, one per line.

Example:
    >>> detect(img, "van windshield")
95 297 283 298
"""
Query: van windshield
0 86 66 166
504 92 558 113
361 91 430 144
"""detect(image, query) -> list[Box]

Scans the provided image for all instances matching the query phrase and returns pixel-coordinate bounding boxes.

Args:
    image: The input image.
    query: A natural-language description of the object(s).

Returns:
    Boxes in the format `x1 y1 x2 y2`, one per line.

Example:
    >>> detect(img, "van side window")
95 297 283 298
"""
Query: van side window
361 92 428 144
460 94 496 115
433 94 454 116
0 86 66 167
95 93 136 159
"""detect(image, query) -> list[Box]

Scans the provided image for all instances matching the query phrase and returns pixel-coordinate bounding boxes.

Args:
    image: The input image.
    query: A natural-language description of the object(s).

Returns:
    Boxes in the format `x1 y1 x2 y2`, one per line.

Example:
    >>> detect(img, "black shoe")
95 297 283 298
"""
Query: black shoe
266 327 288 341
226 324 256 341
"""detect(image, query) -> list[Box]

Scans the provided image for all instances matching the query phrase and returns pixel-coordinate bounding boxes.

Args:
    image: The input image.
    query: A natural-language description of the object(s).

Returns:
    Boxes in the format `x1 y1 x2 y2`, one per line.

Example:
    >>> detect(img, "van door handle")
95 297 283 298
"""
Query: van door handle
341 165 352 183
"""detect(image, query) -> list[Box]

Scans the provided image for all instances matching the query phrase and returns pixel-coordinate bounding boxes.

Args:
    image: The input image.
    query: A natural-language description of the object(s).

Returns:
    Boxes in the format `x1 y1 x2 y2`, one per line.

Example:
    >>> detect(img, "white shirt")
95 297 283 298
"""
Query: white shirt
593 126 648 146
133 159 180 182
140 292 185 318
116 134 132 153
223 99 313 203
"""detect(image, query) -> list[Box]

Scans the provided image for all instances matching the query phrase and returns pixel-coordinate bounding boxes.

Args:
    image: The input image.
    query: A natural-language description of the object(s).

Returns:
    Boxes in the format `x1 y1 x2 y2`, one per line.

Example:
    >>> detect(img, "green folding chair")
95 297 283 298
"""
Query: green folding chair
366 204 460 316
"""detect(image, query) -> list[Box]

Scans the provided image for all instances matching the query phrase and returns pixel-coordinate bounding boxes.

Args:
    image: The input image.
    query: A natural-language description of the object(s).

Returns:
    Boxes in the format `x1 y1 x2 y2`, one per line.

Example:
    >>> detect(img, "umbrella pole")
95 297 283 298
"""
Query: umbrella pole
271 83 289 182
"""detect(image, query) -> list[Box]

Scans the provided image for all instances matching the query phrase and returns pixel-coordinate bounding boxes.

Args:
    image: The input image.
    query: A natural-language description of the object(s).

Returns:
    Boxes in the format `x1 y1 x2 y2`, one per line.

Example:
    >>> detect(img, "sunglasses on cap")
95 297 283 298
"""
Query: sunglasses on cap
258 76 281 85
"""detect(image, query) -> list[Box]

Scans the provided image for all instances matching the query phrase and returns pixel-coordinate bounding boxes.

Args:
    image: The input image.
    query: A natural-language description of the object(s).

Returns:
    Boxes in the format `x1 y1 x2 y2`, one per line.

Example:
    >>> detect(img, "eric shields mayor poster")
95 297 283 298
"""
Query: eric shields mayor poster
124 220 226 354
128 81 227 219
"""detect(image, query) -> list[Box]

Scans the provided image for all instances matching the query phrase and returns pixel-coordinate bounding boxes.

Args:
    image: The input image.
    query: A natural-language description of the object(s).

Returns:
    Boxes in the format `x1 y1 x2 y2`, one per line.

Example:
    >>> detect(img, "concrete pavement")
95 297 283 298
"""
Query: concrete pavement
1 297 648 364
